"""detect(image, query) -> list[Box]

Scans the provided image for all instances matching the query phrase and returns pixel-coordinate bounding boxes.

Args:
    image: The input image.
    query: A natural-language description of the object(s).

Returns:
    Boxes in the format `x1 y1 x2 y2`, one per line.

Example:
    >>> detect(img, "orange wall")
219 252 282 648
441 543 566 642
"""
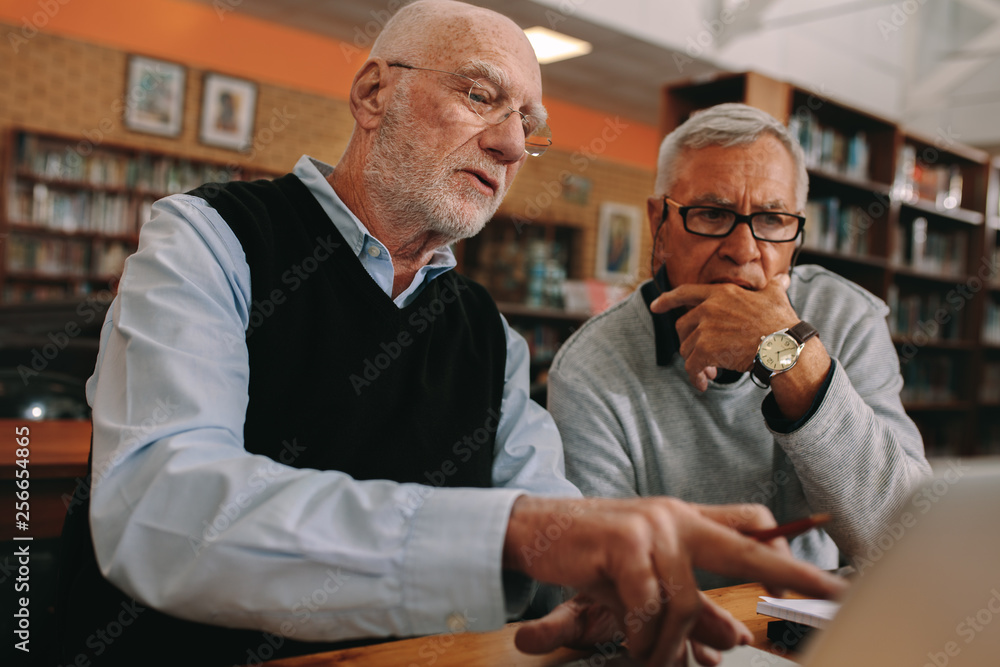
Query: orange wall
0 0 658 170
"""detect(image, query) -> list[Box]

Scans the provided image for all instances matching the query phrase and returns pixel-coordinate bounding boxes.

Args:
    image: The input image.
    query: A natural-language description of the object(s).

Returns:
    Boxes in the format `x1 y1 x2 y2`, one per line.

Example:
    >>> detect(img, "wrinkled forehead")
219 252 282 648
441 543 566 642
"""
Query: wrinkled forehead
425 15 543 102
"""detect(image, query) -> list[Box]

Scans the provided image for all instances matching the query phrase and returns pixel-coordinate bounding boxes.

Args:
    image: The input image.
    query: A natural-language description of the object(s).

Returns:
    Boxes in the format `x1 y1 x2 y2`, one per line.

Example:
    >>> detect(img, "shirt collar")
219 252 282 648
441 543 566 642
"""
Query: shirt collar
291 155 457 306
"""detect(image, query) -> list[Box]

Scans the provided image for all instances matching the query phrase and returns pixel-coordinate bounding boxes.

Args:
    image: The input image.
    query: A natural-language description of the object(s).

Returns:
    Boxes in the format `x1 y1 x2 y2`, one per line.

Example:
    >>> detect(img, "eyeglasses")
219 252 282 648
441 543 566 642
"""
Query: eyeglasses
663 196 805 243
388 63 553 157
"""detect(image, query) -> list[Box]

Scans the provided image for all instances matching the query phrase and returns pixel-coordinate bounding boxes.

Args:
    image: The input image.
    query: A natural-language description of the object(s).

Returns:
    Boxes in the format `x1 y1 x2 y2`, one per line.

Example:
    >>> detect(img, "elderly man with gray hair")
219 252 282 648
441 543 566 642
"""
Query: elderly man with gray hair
549 103 931 590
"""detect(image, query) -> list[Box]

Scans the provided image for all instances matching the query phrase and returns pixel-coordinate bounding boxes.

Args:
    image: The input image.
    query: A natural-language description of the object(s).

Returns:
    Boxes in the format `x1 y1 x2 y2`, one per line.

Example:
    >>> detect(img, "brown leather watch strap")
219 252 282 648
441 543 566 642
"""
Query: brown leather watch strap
786 320 819 346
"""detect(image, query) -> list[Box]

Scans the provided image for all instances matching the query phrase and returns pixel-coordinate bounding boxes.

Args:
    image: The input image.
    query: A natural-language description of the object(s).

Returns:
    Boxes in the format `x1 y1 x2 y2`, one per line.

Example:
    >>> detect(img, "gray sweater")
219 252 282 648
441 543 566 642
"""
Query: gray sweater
548 265 931 589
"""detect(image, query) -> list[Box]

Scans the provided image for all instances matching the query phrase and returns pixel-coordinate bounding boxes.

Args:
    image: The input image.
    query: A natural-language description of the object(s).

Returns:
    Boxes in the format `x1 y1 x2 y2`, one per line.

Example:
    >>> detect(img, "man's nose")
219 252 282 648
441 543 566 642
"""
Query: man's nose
480 111 526 163
717 220 762 264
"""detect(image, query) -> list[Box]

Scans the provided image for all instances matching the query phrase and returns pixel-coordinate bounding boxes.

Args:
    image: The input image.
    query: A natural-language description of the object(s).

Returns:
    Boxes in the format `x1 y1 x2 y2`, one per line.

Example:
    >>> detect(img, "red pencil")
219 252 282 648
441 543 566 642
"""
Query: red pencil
745 513 831 542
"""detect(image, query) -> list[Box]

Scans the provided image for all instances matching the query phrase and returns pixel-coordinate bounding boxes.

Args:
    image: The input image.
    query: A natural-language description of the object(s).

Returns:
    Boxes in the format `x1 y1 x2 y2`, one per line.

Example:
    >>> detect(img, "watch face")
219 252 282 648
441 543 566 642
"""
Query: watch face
759 332 799 372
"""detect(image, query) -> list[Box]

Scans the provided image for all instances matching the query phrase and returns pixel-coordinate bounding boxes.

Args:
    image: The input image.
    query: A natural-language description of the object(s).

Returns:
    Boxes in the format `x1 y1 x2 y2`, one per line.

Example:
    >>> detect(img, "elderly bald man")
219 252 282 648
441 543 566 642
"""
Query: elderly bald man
56 2 843 665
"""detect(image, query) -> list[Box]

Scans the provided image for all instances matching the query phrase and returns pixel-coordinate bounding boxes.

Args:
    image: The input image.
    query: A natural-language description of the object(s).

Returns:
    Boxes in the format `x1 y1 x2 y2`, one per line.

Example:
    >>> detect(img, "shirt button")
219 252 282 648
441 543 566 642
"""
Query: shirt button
446 612 467 632
367 246 381 258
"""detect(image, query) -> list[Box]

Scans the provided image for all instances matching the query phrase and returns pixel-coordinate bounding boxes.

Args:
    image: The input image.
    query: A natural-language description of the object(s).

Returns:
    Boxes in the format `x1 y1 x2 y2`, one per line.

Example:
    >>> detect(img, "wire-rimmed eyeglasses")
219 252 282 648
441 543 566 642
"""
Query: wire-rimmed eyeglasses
388 62 552 157
663 196 805 243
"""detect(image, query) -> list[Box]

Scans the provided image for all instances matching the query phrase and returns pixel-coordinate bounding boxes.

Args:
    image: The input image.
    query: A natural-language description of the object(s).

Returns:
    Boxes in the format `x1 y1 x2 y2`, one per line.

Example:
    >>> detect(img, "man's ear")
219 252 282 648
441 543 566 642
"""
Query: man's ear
647 196 663 238
349 59 391 130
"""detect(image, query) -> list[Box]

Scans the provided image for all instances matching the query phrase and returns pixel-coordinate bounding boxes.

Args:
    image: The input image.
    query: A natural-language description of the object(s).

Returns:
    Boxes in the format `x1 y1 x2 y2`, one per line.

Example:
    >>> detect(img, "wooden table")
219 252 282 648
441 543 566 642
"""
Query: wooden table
262 582 795 666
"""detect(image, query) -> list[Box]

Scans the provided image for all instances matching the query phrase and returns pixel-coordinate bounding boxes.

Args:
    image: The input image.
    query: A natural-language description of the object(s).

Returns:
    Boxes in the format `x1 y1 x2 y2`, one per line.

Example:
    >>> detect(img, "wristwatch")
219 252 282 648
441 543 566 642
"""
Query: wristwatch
752 321 818 387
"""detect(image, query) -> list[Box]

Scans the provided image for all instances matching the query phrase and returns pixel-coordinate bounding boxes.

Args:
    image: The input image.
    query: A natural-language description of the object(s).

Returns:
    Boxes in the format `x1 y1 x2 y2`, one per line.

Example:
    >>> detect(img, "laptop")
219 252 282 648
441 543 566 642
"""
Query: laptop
692 458 1000 666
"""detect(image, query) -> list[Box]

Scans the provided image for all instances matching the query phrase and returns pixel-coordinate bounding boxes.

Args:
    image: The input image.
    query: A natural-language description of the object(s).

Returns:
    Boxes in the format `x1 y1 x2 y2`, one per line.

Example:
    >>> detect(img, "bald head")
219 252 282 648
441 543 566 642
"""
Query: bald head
371 0 539 86
331 0 545 255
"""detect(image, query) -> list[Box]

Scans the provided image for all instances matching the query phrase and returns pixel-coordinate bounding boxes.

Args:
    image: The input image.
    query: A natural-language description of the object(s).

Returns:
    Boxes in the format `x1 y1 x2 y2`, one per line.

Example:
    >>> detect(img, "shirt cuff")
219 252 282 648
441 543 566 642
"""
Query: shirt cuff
761 360 837 433
399 485 524 636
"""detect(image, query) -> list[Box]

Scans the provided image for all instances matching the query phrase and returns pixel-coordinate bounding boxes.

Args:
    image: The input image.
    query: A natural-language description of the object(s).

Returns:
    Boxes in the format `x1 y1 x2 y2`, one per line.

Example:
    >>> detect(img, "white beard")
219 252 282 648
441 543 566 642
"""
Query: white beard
362 91 507 243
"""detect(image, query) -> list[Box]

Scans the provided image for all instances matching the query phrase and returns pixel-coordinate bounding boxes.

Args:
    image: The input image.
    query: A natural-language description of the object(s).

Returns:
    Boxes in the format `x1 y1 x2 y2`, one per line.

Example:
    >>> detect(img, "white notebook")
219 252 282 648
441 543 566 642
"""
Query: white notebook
756 597 840 629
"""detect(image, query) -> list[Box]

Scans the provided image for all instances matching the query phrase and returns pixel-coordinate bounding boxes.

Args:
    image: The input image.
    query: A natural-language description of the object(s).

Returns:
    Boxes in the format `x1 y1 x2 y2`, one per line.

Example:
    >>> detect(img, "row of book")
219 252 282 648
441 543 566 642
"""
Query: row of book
16 133 239 194
981 362 1000 402
5 234 130 278
802 196 873 256
893 144 964 210
2 283 80 303
7 235 90 276
511 322 564 369
890 217 967 277
8 181 156 237
984 301 1000 345
788 110 870 180
899 356 958 404
886 285 964 342
466 228 572 307
978 421 1000 457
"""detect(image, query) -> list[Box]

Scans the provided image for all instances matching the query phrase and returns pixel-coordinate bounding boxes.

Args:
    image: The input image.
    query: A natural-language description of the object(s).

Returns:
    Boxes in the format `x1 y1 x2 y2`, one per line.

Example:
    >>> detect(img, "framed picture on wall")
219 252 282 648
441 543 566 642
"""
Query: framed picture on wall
123 55 186 137
199 72 258 151
595 202 642 283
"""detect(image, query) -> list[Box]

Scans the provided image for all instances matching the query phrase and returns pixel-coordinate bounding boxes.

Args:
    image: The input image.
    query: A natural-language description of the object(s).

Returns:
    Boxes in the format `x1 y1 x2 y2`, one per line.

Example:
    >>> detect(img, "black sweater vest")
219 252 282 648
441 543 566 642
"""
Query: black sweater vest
192 173 506 485
55 174 506 665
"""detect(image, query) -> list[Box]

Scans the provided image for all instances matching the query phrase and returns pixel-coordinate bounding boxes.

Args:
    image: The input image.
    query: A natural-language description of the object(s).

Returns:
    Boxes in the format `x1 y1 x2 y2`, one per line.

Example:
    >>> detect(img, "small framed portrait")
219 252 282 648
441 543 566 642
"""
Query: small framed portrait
199 72 258 151
123 55 186 137
595 202 642 283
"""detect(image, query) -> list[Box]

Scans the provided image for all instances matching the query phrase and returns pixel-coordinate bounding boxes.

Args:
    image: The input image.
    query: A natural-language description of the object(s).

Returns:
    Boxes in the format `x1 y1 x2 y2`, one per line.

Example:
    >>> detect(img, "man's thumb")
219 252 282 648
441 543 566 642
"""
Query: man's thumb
514 604 579 654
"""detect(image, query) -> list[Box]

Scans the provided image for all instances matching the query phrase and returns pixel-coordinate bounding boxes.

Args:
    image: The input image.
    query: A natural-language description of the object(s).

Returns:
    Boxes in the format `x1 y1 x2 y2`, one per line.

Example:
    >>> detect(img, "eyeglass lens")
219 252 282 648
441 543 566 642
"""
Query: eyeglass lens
685 208 801 241
466 80 552 156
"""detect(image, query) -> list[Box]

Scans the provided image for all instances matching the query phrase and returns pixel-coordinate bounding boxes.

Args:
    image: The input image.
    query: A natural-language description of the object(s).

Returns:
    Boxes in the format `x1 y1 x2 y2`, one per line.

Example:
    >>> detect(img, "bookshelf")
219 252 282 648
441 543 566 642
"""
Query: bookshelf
456 216 591 404
1 128 278 303
979 158 1000 454
660 72 999 457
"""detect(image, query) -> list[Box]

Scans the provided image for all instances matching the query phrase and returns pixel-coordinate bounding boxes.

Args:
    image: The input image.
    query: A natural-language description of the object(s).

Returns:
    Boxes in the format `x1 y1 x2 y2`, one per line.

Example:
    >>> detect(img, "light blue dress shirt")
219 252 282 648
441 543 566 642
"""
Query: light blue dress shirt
85 155 580 642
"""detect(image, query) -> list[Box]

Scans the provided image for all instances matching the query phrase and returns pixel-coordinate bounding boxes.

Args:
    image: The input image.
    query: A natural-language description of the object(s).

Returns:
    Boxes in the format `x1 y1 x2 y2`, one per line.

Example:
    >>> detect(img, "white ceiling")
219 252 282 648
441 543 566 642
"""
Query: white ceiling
183 0 1000 153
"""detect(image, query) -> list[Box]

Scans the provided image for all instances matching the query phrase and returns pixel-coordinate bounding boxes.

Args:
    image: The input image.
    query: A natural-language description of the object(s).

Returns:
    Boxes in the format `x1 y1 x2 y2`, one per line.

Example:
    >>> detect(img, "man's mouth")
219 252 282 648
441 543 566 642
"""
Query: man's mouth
463 169 498 195
711 278 756 291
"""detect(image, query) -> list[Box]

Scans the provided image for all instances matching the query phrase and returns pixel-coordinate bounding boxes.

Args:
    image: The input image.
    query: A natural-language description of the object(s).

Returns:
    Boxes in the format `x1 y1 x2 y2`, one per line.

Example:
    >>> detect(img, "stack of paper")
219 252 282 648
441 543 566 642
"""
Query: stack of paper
756 597 841 629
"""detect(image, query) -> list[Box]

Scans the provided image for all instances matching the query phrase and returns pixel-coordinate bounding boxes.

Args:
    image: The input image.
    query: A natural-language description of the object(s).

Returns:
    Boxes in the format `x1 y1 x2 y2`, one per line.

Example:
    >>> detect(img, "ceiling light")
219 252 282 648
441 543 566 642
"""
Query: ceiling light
523 26 592 64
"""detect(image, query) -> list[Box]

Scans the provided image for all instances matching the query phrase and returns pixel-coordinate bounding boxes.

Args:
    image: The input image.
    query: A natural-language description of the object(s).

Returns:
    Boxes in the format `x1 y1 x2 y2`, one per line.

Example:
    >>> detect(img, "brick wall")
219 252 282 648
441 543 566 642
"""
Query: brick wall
0 22 654 282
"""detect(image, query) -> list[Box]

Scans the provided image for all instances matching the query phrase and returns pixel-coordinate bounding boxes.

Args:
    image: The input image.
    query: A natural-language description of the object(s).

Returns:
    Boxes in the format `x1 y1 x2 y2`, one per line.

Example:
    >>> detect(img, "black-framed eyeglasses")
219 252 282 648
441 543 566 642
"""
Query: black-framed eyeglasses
388 62 553 157
663 196 804 243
